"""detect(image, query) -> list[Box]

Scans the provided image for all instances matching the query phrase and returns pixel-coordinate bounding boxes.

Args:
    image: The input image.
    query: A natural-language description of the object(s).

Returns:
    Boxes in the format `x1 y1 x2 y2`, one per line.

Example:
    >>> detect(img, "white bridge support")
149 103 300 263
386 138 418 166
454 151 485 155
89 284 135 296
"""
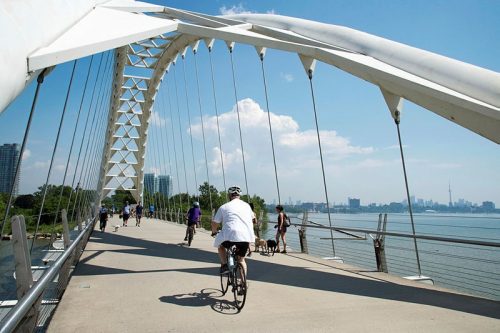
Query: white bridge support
1 0 499 199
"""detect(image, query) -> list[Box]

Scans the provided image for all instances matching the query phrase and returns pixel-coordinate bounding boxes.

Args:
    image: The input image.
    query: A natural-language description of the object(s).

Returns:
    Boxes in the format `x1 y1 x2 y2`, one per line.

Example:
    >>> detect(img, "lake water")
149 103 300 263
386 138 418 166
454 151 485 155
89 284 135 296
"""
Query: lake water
0 239 50 300
262 212 500 301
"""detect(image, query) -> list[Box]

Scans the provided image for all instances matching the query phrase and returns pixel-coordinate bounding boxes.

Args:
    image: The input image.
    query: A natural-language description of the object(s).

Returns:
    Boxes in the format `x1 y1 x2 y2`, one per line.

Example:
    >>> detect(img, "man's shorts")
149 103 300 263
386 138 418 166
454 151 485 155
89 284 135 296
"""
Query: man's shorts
122 213 129 221
221 241 249 257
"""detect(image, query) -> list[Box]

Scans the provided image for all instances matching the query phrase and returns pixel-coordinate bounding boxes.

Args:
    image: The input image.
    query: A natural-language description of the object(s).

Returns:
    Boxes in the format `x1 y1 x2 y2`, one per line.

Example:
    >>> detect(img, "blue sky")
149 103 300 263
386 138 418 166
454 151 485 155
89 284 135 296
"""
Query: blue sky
1 0 499 206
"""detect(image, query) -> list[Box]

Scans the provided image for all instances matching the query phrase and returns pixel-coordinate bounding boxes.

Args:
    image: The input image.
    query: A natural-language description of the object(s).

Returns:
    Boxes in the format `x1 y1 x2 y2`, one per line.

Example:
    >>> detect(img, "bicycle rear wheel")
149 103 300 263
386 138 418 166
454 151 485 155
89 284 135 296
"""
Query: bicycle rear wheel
220 270 229 295
233 263 247 311
188 226 194 246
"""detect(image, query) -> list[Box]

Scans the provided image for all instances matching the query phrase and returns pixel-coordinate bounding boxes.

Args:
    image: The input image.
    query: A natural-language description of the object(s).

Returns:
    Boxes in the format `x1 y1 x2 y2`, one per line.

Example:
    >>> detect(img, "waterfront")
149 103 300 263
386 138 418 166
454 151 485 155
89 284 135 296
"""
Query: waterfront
263 213 500 301
1 213 498 303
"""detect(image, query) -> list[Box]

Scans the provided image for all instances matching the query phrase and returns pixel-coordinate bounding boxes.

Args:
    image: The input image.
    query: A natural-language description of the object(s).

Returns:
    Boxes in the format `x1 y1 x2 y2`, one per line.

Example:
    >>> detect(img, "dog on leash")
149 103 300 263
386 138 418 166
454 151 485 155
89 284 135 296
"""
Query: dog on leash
254 238 267 253
114 225 120 232
266 239 277 256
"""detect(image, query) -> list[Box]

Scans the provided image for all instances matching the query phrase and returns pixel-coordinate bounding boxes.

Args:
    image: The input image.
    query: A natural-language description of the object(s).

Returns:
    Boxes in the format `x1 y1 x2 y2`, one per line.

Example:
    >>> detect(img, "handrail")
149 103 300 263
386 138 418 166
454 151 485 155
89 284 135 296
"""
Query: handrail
280 220 500 248
0 217 95 333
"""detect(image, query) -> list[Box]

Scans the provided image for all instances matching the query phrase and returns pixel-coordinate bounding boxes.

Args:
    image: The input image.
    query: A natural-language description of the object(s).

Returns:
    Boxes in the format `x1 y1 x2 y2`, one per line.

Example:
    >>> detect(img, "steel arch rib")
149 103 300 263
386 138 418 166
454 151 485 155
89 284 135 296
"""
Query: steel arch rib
4 1 496 200
99 4 499 201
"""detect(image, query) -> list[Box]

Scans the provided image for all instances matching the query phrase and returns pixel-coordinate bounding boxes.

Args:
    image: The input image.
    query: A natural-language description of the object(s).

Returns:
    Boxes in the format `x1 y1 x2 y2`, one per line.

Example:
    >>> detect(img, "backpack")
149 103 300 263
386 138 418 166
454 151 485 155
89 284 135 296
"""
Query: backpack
283 213 291 227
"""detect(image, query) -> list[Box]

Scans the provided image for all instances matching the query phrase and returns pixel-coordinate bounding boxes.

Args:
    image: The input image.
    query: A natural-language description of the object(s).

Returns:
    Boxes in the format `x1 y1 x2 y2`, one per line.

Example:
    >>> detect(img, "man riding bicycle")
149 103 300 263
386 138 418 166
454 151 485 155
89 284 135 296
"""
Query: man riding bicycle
211 186 255 275
184 201 201 242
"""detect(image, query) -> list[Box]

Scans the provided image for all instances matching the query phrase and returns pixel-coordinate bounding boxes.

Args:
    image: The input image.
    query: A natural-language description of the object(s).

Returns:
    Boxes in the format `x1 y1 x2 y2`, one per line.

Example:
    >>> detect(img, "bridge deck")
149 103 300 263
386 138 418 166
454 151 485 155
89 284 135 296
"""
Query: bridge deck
48 217 499 332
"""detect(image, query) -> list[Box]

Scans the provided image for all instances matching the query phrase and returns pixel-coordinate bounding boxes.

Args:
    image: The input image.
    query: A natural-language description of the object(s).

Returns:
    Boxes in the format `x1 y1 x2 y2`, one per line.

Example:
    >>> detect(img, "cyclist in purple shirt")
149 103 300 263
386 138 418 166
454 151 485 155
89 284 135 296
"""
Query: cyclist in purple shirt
184 202 201 241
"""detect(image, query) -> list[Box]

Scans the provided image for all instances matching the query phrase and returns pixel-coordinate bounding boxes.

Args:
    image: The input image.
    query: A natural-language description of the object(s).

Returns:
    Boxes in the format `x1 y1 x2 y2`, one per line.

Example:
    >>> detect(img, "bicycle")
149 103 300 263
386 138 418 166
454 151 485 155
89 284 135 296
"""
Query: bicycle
187 224 195 246
220 243 247 311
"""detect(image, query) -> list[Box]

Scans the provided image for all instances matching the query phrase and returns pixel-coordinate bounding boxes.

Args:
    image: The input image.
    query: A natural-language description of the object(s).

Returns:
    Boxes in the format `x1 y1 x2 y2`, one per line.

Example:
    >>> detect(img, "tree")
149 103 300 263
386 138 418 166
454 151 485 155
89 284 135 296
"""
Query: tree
14 194 35 209
110 190 137 210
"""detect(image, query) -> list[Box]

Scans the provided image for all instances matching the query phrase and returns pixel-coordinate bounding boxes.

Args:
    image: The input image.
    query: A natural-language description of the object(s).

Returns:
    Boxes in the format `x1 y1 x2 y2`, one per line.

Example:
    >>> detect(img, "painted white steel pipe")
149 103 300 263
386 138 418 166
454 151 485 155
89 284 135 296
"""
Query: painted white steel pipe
0 0 108 114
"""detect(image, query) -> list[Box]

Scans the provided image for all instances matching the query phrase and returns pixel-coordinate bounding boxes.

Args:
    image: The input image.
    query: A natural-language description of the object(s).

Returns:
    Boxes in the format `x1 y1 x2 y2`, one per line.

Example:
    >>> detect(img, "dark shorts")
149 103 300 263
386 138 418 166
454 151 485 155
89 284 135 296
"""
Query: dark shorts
221 241 250 258
123 213 129 221
99 220 107 229
187 220 198 226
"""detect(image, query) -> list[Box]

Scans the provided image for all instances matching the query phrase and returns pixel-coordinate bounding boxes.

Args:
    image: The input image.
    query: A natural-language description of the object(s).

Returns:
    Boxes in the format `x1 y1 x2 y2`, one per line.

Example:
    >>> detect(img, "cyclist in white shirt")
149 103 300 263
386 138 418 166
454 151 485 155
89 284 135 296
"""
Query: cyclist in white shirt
212 186 255 275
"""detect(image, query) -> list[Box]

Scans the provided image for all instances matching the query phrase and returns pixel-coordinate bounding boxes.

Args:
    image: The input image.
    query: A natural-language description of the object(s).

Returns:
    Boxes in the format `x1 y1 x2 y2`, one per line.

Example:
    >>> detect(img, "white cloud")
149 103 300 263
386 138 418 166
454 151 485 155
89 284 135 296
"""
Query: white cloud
148 167 160 175
219 4 253 15
55 164 66 172
149 111 166 127
34 160 50 169
431 162 461 169
190 98 374 196
22 149 31 160
280 72 294 82
384 144 408 150
353 158 393 169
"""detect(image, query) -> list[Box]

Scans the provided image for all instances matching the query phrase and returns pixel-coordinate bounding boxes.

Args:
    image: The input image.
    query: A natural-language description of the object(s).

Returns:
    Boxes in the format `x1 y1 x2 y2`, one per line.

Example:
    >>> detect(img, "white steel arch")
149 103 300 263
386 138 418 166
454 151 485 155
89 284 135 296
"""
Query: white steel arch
1 0 499 201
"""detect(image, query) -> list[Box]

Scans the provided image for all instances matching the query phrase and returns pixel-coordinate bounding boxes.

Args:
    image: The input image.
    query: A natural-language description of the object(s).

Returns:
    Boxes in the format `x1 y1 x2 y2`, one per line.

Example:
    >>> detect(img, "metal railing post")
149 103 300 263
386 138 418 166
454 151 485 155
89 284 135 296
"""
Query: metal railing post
299 211 309 254
11 215 40 332
374 213 388 273
59 210 72 290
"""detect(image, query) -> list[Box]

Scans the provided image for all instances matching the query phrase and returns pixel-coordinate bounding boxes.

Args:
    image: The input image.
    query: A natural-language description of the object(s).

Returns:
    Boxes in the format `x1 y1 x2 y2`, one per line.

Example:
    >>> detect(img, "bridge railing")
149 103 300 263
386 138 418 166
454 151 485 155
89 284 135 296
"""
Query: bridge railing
261 213 500 301
0 213 95 333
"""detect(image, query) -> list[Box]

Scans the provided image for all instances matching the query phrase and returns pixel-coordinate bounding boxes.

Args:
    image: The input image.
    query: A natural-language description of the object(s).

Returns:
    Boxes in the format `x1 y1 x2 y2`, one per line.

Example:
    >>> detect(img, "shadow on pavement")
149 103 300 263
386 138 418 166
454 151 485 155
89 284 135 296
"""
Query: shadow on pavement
159 288 239 315
73 229 500 319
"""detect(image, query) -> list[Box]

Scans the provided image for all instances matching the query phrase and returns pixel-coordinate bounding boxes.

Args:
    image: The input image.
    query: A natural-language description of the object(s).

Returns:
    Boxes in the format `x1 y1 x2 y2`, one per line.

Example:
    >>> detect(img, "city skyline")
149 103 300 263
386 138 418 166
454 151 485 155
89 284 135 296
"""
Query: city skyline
275 193 497 208
0 138 498 207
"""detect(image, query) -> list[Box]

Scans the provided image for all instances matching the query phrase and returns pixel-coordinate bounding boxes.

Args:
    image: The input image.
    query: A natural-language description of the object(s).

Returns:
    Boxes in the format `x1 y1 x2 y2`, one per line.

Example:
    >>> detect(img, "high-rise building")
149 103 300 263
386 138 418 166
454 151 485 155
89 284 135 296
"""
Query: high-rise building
158 175 173 198
144 173 157 194
348 197 360 209
0 143 21 195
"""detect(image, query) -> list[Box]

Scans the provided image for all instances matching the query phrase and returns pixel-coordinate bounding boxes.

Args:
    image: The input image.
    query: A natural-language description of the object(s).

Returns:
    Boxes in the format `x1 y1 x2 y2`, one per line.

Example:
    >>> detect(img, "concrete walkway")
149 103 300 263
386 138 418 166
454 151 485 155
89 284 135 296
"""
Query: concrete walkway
48 217 500 332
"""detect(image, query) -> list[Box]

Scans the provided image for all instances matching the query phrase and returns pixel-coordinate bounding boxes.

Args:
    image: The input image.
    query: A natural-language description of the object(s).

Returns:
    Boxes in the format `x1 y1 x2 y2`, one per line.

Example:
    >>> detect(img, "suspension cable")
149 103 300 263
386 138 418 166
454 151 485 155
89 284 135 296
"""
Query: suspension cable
73 53 112 220
165 77 183 222
71 52 112 221
66 53 104 215
31 60 78 253
258 52 281 205
207 47 227 195
306 69 336 257
148 105 163 219
172 63 190 205
181 54 199 201
82 55 114 217
78 64 111 220
156 83 172 219
228 46 250 200
151 107 168 220
0 68 48 235
394 110 423 276
51 56 94 235
193 49 213 213
158 82 175 220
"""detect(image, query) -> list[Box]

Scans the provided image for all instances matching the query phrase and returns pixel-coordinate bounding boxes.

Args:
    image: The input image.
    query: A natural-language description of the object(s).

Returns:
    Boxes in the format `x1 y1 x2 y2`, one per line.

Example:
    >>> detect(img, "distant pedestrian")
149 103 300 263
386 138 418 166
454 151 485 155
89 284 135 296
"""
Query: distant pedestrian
184 202 201 241
249 202 259 238
149 204 155 218
122 201 130 227
275 205 287 253
99 205 108 232
136 201 144 226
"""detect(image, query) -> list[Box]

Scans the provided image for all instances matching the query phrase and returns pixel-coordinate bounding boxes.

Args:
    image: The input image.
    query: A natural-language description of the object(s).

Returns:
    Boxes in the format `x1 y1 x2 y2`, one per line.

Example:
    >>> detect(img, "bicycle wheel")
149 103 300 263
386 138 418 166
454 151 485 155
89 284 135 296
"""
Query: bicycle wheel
220 269 230 295
188 226 194 246
233 263 247 311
